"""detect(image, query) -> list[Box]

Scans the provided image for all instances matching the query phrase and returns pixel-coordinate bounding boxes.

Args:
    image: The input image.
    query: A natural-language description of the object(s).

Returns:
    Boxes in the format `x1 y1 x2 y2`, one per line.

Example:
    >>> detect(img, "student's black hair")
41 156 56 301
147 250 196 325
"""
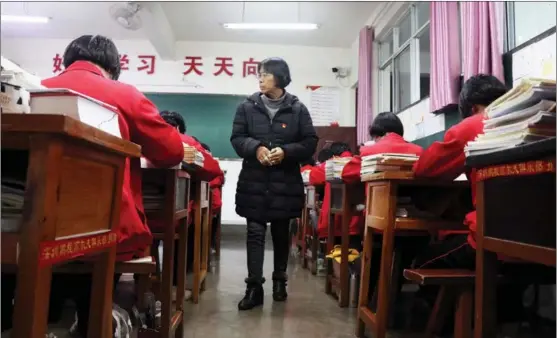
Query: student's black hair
200 143 211 152
368 112 404 138
329 142 351 156
258 57 292 89
459 74 508 119
62 35 121 80
432 103 459 116
160 111 186 134
300 157 316 167
317 149 334 163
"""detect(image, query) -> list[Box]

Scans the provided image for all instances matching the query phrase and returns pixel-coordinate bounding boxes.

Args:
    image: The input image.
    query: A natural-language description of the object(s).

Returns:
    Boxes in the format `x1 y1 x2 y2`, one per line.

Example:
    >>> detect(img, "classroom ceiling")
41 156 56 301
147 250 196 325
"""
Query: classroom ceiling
1 2 383 51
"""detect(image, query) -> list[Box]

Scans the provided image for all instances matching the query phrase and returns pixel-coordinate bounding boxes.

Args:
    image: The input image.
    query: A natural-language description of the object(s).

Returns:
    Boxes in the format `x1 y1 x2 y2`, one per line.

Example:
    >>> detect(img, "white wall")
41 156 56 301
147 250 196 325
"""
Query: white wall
1 38 354 126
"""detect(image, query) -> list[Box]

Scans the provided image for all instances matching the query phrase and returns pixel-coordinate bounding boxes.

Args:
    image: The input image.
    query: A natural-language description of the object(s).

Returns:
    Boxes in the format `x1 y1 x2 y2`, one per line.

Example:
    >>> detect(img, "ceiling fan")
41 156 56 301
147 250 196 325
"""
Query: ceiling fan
109 2 142 31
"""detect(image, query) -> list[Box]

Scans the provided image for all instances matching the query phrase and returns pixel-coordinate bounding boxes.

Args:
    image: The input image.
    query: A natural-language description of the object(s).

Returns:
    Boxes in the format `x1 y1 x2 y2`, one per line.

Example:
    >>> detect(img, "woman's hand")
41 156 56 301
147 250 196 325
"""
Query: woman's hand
256 146 272 166
269 147 285 165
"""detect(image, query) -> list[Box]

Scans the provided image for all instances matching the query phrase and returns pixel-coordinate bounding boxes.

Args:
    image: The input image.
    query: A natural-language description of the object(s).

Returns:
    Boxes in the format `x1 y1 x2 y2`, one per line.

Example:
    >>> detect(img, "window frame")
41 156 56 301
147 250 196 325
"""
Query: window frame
377 3 431 113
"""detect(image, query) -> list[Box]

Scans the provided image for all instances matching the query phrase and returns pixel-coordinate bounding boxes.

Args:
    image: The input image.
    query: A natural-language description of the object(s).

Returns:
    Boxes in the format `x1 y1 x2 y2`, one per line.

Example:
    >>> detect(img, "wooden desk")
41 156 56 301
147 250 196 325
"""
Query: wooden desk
467 139 556 338
301 186 319 274
142 167 190 338
357 171 469 338
190 180 211 304
1 114 140 338
325 180 365 307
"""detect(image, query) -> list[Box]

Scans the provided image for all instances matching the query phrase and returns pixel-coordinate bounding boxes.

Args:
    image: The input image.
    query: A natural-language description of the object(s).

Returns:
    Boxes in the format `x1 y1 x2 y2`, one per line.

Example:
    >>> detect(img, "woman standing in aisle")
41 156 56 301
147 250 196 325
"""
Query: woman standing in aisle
230 57 318 310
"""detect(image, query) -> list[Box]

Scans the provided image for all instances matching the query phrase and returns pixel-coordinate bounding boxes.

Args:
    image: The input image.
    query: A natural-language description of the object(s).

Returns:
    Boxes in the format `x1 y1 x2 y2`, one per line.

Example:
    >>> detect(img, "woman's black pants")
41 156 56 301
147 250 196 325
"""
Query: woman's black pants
246 219 290 283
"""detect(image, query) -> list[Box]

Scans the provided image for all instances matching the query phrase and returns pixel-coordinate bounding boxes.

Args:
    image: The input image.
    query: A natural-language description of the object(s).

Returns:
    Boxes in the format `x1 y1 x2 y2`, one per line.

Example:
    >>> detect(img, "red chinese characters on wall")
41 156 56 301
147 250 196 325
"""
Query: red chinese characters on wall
52 54 259 77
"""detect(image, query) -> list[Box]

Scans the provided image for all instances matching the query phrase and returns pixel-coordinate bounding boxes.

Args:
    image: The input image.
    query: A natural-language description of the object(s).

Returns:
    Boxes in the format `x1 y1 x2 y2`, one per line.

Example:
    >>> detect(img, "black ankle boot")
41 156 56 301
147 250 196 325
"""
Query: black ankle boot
272 272 288 302
238 278 264 311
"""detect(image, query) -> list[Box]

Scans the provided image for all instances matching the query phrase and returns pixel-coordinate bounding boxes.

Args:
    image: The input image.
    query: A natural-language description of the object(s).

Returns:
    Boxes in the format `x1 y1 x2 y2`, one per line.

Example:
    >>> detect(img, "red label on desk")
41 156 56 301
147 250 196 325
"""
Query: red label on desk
477 159 555 181
38 232 118 267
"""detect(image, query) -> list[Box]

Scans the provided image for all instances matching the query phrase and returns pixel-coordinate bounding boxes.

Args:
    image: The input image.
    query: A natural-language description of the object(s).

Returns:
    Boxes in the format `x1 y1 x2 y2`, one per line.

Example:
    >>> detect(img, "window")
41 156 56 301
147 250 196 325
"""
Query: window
507 2 556 49
378 2 431 113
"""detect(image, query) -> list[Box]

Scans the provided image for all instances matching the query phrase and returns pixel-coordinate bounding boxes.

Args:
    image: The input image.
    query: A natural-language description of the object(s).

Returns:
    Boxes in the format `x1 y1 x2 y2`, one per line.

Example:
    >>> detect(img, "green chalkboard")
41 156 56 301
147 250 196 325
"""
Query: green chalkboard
145 93 247 159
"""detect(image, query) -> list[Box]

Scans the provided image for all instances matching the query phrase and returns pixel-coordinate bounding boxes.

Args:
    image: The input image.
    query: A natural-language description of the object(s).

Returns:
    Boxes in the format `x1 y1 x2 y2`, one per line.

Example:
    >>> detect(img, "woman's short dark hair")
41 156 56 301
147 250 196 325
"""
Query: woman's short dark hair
369 112 404 138
160 111 186 134
329 142 351 156
63 35 121 80
459 74 507 119
258 57 292 89
317 149 334 163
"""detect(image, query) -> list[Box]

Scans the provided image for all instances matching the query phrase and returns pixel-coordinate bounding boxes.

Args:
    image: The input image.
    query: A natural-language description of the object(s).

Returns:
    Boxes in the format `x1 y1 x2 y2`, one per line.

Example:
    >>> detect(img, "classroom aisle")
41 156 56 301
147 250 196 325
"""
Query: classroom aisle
182 225 359 338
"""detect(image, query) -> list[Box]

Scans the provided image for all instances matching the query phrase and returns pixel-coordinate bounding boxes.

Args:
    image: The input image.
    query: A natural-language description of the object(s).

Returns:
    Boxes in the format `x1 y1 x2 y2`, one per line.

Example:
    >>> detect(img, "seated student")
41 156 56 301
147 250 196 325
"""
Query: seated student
342 112 423 185
0 35 185 336
412 75 527 325
160 111 222 182
412 74 508 270
309 143 363 250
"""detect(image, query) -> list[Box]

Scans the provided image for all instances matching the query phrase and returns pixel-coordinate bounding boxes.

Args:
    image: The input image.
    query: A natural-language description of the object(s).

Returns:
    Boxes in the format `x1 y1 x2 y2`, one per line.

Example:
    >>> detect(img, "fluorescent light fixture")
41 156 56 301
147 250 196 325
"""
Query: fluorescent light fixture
223 23 318 30
1 15 50 24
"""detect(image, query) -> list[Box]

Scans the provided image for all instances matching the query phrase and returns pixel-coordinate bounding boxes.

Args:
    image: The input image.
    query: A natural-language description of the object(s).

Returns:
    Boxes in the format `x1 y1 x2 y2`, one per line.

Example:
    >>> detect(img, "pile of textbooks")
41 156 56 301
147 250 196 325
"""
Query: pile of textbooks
360 153 419 176
325 157 352 181
183 144 204 167
465 78 556 157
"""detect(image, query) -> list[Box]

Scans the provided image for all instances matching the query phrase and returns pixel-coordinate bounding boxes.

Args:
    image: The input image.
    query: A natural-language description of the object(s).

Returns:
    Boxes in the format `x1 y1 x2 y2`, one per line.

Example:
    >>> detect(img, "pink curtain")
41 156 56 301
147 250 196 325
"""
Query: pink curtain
460 1 505 82
430 2 461 111
356 26 373 144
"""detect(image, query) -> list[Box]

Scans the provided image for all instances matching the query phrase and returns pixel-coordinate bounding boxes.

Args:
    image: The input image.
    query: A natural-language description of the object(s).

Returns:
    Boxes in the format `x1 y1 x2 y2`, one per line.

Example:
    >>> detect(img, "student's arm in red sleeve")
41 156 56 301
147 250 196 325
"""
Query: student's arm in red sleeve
200 152 222 181
309 163 326 186
341 156 362 185
412 128 467 180
128 90 184 167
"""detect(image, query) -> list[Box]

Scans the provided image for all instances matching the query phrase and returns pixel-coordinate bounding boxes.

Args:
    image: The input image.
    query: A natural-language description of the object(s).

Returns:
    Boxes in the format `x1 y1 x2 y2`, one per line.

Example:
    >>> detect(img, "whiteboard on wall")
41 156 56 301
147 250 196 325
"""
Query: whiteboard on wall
306 85 341 126
512 31 556 86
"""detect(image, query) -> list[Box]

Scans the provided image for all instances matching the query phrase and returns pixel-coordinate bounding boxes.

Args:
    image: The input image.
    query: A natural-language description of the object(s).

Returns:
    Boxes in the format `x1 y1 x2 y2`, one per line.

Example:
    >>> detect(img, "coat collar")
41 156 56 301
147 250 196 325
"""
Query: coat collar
61 61 105 77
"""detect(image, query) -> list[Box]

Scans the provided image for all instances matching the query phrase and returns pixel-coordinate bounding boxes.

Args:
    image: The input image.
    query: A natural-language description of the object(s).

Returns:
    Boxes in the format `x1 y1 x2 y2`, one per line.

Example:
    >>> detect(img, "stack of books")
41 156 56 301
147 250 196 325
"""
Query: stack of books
360 153 419 176
301 167 312 184
1 178 25 232
465 78 556 157
183 144 204 167
325 157 352 181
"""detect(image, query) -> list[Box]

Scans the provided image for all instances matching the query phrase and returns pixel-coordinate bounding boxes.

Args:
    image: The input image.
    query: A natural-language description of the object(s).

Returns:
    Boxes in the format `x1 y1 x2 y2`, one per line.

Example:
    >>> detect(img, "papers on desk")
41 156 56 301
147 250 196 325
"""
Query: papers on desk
325 157 352 181
360 153 419 176
465 79 556 157
301 168 311 184
28 88 122 139
1 178 25 232
140 157 181 169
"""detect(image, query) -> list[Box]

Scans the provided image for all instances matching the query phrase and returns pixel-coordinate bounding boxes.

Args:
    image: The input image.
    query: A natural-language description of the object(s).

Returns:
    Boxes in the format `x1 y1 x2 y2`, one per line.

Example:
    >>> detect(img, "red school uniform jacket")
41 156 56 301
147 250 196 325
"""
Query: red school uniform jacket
210 174 225 216
412 113 484 248
42 61 185 261
341 133 424 185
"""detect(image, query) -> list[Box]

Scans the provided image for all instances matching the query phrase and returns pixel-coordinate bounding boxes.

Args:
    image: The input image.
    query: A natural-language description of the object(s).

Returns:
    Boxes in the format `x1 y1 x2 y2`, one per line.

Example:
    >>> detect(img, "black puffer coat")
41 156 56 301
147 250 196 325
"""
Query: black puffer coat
230 92 318 222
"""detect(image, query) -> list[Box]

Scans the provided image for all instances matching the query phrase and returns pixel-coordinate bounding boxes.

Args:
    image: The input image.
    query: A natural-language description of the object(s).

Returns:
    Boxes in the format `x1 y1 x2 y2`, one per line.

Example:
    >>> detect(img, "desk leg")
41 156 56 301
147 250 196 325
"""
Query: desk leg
175 221 188 338
374 182 397 338
474 248 498 338
192 182 202 304
357 227 373 337
88 247 117 338
325 205 334 295
339 188 350 308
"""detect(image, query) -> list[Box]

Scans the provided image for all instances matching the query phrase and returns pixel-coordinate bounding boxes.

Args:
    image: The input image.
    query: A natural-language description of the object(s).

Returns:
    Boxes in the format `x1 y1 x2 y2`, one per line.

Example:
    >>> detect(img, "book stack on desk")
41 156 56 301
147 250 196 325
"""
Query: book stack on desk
360 153 419 176
465 78 556 157
325 157 352 181
183 144 204 167
301 168 312 184
1 178 25 232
